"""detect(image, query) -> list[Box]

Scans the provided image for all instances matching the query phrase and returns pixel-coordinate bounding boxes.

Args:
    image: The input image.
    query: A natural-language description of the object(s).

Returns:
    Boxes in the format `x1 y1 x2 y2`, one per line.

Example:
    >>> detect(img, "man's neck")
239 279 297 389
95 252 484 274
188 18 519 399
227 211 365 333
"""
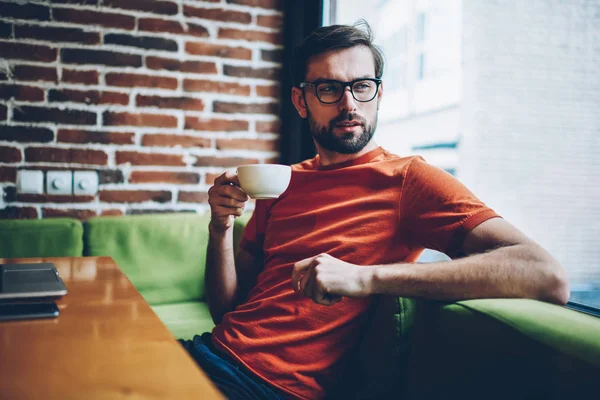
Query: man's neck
315 140 379 167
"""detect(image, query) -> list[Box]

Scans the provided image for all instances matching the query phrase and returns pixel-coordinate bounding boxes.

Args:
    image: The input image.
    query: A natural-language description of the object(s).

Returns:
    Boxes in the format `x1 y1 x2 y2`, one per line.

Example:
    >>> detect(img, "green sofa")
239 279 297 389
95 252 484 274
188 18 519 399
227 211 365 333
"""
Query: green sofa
0 218 83 258
1 214 599 398
83 212 250 340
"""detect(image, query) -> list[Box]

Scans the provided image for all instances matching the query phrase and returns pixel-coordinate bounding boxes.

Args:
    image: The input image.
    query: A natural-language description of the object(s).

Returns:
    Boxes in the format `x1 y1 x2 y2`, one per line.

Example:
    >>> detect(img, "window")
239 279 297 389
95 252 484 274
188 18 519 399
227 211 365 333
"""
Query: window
328 0 600 313
417 53 425 80
330 0 461 168
379 27 407 91
416 12 426 42
567 292 600 318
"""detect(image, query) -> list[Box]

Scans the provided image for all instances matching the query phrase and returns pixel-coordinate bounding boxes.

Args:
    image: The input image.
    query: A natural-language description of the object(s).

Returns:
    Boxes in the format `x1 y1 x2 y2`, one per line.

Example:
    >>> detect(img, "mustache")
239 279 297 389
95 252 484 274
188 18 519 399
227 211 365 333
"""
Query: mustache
329 112 367 127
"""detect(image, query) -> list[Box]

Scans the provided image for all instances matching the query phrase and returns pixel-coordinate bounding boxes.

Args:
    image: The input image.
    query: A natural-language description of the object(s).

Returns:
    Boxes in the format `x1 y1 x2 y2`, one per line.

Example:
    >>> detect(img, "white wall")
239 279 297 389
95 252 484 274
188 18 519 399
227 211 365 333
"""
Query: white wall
459 0 600 286
377 105 459 169
334 0 462 160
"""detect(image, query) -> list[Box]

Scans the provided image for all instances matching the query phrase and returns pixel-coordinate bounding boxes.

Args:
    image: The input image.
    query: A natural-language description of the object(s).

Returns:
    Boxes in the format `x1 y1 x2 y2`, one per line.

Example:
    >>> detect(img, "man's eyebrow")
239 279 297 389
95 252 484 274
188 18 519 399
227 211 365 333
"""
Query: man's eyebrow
311 75 375 82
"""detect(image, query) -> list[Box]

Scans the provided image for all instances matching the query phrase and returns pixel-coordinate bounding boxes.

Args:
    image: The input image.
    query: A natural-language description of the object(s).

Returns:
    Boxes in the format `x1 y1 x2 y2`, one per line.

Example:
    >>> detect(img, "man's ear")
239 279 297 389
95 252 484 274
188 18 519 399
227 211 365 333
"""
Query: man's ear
377 80 383 103
291 86 308 119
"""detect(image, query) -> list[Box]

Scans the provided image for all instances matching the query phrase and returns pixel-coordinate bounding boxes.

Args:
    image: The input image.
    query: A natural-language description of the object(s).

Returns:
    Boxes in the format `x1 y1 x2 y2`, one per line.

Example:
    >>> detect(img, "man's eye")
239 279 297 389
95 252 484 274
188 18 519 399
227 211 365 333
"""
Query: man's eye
354 83 371 91
319 85 338 93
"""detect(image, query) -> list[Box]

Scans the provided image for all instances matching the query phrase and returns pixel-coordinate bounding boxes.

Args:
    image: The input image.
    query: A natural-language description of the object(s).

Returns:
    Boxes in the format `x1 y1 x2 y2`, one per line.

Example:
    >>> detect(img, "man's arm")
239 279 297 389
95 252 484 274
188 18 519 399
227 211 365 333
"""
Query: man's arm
205 225 237 324
206 229 262 324
292 218 570 306
370 218 569 303
205 171 262 324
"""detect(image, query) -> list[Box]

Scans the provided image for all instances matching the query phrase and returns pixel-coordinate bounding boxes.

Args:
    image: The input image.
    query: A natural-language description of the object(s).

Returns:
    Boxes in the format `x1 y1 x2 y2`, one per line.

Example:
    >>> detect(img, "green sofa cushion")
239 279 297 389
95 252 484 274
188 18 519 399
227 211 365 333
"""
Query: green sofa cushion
152 301 215 340
404 298 600 400
84 213 212 305
457 298 600 366
0 218 83 258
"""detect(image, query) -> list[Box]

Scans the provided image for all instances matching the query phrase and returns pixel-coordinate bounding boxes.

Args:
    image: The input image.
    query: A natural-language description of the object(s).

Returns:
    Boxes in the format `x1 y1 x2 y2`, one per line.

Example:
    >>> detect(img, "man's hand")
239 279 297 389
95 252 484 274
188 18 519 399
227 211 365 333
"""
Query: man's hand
208 171 249 232
292 253 372 306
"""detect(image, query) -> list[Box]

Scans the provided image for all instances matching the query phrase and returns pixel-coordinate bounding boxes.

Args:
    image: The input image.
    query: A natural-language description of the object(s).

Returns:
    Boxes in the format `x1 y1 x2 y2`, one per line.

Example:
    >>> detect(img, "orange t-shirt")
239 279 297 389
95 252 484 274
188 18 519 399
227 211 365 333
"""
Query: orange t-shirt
212 147 500 399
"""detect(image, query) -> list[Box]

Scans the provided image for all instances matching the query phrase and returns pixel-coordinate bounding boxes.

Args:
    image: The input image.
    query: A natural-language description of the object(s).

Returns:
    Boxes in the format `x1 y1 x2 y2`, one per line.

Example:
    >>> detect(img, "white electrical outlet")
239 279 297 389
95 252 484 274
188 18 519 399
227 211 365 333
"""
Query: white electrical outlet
47 171 73 195
17 170 44 194
74 171 98 195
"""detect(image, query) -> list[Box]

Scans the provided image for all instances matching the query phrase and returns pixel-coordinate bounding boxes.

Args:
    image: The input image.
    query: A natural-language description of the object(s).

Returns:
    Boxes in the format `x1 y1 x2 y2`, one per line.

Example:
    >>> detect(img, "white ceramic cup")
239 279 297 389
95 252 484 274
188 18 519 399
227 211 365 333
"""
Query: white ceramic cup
236 164 292 199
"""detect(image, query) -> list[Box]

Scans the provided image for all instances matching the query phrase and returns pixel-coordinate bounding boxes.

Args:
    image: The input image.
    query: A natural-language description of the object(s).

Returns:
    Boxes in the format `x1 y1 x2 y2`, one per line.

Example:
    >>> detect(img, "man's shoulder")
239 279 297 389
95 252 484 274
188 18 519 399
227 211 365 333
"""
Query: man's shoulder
291 156 319 171
372 151 426 176
376 149 423 164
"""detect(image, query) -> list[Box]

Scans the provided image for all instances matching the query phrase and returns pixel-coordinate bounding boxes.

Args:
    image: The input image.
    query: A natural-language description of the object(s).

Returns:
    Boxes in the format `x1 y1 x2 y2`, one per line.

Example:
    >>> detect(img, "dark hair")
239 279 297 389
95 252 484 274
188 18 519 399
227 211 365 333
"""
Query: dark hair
291 19 385 86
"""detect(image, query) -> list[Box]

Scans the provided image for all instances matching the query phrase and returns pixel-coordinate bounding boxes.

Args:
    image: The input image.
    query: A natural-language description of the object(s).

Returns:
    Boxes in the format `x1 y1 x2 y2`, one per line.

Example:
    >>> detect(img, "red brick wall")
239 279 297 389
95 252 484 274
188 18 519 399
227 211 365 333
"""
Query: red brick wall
0 0 283 219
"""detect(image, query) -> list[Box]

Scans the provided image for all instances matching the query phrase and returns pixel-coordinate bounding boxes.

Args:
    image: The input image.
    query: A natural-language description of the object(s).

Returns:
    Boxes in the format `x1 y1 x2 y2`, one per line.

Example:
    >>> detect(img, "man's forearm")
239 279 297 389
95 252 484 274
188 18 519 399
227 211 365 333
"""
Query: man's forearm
368 243 569 305
205 224 238 324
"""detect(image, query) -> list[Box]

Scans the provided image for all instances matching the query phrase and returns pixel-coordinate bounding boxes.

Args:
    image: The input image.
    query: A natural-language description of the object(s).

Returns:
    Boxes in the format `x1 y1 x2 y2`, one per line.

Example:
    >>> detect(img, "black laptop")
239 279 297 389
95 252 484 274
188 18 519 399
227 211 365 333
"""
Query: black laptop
0 263 67 300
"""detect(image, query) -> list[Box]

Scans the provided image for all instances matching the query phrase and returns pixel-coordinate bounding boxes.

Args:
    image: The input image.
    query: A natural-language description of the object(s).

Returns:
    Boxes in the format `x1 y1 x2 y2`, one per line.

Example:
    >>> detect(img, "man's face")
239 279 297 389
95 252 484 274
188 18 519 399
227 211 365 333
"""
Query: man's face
292 46 382 154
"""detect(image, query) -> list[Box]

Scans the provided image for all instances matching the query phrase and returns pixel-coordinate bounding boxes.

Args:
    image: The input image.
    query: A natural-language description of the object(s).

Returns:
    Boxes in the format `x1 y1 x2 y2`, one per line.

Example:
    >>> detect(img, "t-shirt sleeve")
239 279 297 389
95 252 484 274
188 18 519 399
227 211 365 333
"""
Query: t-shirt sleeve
399 157 501 258
239 199 270 255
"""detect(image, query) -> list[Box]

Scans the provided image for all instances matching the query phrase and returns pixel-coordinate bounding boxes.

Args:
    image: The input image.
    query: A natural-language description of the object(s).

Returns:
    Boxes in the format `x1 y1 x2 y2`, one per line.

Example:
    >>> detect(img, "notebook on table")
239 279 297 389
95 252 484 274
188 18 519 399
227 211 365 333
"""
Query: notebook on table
0 263 67 300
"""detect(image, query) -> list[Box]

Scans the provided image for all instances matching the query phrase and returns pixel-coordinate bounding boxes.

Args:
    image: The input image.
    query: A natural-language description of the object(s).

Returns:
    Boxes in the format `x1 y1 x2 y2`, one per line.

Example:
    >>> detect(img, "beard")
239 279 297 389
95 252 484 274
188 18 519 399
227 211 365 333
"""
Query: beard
307 110 377 155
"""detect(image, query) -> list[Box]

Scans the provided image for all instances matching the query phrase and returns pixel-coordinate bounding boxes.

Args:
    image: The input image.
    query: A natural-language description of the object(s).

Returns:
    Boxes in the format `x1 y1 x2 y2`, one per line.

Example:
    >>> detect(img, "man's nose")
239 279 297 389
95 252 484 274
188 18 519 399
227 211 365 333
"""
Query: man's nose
337 87 357 112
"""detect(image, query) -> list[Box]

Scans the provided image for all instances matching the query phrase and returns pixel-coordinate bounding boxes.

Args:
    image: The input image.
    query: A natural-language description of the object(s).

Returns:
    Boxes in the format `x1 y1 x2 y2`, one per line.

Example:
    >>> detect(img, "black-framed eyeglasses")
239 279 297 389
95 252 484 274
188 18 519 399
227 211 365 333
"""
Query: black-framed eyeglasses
298 78 382 104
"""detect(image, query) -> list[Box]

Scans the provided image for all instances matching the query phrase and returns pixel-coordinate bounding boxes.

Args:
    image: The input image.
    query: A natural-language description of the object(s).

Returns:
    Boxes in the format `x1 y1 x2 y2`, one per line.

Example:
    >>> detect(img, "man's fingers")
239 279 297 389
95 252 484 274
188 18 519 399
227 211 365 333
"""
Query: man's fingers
212 206 244 218
303 267 316 301
299 263 315 295
295 256 316 270
208 171 247 231
323 294 342 306
213 197 246 209
214 170 240 186
292 256 317 291
211 171 247 199
218 183 249 202
208 198 245 217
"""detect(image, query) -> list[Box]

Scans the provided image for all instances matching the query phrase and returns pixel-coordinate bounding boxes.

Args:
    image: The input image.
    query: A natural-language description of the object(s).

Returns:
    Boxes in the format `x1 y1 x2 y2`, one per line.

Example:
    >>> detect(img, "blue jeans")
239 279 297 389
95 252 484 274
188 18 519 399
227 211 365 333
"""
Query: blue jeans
178 333 288 400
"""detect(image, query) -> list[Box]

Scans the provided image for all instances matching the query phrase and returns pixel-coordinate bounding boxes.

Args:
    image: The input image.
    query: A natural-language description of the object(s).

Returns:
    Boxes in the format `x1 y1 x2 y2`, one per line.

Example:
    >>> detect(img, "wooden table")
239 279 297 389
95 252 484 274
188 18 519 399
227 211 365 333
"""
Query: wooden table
0 256 223 400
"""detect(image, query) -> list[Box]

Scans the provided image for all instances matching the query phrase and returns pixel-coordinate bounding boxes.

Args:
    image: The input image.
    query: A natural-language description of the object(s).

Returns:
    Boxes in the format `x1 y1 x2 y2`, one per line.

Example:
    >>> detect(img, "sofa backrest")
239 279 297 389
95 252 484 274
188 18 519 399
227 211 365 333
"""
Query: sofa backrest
83 212 251 305
84 212 209 305
0 218 83 258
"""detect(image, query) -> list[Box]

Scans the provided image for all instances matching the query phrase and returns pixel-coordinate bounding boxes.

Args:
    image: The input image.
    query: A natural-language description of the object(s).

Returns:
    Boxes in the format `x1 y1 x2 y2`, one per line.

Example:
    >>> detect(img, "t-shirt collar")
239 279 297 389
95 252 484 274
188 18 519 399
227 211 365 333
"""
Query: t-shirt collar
316 147 385 171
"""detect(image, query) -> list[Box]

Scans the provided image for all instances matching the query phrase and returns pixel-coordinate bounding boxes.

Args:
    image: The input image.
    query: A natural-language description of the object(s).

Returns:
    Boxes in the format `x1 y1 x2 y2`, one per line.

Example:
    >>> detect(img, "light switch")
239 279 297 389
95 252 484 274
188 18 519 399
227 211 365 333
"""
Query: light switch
74 171 98 195
17 170 44 194
47 171 73 195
